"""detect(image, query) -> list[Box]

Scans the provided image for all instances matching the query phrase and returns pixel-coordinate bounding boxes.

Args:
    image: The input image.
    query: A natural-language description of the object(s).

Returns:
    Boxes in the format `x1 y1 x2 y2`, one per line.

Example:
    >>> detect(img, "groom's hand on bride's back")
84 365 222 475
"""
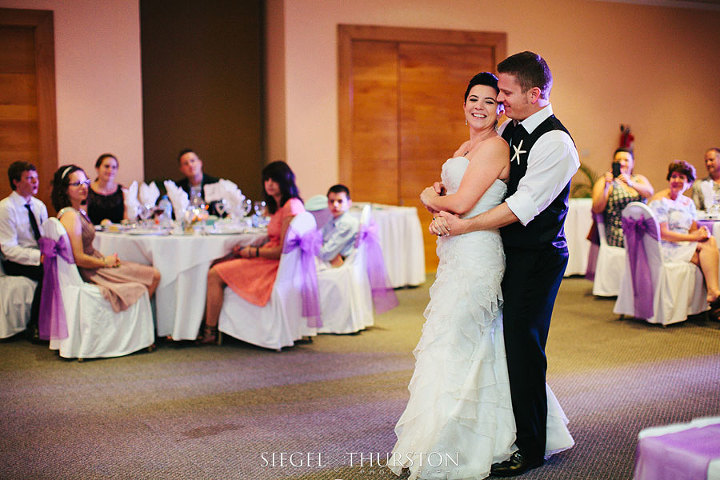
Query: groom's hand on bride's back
433 182 446 196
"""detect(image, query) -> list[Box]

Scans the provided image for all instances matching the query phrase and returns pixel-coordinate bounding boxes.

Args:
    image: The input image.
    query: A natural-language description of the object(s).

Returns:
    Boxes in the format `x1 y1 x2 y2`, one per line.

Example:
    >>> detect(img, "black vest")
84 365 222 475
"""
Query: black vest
500 115 573 249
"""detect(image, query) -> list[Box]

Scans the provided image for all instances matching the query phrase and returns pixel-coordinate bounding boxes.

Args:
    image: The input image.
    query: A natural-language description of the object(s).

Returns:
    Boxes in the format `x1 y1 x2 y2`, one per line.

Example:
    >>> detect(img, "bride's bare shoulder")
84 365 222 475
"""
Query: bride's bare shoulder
453 140 472 158
471 135 509 160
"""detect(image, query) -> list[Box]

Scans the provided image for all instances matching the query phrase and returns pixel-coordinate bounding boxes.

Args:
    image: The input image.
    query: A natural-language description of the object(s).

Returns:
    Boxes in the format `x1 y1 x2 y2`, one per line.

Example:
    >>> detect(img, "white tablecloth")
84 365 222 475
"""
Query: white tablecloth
94 230 265 340
352 203 426 288
565 198 593 277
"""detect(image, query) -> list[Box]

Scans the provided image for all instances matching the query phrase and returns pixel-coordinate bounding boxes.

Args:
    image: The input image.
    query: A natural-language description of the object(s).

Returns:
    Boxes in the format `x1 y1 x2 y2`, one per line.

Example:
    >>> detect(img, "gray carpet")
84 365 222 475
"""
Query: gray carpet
1 277 719 480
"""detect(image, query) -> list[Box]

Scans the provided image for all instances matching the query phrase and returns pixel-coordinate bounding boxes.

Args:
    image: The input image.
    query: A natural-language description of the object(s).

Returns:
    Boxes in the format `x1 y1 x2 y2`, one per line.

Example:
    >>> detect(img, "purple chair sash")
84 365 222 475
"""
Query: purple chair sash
283 226 323 328
355 220 398 314
622 216 659 319
38 236 75 341
635 424 720 480
584 213 601 281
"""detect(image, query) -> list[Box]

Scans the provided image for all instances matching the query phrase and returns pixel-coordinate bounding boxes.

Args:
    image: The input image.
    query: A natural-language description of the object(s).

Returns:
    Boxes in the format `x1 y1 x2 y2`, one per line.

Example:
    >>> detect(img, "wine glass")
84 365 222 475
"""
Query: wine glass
242 199 252 217
253 200 266 217
138 203 154 228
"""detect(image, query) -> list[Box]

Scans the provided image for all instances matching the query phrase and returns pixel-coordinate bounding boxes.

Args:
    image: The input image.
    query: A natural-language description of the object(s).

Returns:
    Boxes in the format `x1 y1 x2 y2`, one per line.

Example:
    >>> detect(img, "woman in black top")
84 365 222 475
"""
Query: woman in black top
86 153 127 225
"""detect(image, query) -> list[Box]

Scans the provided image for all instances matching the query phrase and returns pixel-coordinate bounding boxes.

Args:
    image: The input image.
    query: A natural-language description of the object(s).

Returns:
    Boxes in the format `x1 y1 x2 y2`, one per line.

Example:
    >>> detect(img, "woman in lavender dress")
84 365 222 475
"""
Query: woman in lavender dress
648 160 720 317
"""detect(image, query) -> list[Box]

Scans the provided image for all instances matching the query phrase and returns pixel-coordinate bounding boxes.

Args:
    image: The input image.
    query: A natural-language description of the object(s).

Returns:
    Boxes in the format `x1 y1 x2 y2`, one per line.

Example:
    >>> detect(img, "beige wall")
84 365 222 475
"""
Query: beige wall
268 0 720 198
0 0 143 187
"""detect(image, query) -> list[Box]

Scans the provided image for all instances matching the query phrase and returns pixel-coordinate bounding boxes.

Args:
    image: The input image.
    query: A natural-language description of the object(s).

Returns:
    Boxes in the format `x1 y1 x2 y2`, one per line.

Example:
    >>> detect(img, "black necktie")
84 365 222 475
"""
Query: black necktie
25 203 41 241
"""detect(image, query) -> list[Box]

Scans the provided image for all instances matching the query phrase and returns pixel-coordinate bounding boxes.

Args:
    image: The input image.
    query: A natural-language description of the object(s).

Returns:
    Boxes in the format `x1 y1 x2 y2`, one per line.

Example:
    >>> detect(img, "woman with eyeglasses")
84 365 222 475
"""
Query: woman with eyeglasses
50 165 161 312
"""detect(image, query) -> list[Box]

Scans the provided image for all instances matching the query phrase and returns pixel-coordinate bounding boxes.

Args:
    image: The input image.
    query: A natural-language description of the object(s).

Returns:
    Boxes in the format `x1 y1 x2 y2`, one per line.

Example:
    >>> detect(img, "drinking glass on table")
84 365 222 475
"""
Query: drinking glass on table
242 199 252 217
253 200 266 216
138 204 154 228
252 200 267 227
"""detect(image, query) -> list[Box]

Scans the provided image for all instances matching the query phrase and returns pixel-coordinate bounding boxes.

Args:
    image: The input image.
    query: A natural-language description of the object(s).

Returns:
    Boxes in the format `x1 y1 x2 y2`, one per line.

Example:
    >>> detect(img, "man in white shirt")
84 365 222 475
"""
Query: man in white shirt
430 51 579 476
691 147 720 210
319 184 359 267
0 161 48 340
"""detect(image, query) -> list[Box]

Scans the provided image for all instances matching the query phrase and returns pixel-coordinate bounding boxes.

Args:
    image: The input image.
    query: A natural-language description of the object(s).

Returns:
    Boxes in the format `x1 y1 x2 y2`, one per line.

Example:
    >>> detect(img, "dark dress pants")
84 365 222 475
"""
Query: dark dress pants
2 260 43 330
501 245 568 464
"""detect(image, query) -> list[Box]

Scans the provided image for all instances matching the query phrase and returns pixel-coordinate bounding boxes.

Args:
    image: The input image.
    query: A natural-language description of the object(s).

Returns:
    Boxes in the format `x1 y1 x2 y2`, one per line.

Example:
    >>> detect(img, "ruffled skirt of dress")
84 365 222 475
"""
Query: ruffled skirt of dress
388 231 574 480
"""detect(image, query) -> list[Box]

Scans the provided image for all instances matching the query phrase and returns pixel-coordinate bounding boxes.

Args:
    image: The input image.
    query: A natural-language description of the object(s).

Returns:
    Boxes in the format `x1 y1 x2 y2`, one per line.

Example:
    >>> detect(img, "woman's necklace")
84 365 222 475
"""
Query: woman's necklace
464 129 495 156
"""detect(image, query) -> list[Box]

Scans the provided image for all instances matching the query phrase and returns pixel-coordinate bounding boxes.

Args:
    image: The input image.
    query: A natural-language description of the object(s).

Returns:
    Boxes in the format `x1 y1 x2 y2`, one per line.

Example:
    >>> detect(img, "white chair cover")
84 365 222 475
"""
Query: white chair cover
218 212 319 350
316 205 375 334
0 259 36 339
592 212 626 297
613 202 708 326
41 218 154 359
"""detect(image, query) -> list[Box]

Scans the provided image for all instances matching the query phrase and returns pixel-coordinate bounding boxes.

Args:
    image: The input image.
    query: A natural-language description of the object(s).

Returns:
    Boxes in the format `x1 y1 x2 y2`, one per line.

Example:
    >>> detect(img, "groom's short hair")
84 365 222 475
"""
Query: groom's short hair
498 51 553 100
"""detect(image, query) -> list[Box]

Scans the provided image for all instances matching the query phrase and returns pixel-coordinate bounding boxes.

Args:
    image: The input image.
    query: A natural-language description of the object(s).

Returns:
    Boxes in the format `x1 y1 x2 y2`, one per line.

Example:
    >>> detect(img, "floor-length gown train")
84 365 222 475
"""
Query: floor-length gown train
388 156 574 480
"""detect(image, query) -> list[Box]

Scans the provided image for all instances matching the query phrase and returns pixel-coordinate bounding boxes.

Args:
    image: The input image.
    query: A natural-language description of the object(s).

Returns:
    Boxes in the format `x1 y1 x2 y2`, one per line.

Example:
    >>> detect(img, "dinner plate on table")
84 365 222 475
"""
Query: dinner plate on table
126 229 168 236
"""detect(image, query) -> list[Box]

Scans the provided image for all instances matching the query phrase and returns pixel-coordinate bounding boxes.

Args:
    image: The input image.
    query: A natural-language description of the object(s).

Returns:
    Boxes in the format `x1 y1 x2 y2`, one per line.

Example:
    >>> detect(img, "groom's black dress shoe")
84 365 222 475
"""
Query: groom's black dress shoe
490 451 542 477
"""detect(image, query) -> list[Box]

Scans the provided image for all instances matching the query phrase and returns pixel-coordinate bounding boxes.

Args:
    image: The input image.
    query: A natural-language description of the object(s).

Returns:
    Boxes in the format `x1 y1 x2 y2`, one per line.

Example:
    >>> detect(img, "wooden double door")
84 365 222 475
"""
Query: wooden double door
0 8 57 208
338 25 506 271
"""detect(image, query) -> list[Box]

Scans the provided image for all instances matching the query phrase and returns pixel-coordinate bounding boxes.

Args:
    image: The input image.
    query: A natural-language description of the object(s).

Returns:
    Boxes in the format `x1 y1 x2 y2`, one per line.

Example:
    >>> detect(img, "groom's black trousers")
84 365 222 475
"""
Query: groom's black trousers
501 244 568 464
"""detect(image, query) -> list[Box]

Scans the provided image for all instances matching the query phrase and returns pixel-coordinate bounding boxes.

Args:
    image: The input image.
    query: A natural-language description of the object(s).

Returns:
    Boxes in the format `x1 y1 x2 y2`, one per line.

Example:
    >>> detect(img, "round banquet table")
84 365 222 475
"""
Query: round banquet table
94 229 266 340
350 203 426 288
565 198 593 276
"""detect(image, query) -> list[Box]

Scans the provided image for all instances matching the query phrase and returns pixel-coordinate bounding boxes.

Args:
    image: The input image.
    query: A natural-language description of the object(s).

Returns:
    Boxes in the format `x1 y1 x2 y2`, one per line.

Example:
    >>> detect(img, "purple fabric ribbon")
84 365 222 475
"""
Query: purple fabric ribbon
38 236 75 341
282 226 323 328
584 213 602 281
355 220 398 314
634 424 720 480
622 216 659 319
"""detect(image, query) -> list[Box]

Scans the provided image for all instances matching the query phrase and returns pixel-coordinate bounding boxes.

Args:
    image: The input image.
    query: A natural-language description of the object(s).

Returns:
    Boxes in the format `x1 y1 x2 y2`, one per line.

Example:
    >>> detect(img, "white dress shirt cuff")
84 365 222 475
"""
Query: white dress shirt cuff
506 191 539 226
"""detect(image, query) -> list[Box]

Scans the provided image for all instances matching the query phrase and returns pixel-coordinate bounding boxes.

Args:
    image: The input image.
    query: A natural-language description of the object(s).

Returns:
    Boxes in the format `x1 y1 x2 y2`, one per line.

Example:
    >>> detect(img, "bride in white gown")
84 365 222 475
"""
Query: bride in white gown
388 73 573 480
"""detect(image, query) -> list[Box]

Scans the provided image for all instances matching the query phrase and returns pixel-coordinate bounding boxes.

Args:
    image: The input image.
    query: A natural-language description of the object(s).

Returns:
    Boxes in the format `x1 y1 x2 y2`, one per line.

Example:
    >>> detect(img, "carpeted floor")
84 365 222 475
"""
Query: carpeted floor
1 276 719 480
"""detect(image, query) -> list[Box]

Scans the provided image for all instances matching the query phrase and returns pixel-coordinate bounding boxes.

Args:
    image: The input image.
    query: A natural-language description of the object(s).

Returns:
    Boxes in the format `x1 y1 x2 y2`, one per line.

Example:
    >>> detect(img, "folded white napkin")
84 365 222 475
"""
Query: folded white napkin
204 179 246 215
139 182 160 206
123 181 140 221
164 180 189 217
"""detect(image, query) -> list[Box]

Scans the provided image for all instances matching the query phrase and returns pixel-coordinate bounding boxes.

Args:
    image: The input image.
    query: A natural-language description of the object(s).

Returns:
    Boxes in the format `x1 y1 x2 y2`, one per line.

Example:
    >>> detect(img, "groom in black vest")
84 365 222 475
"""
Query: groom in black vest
432 51 579 476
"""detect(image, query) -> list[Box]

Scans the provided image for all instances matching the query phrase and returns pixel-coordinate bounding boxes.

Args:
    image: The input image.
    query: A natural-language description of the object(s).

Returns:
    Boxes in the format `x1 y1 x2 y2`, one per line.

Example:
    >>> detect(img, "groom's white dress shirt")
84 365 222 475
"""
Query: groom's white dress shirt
499 104 580 226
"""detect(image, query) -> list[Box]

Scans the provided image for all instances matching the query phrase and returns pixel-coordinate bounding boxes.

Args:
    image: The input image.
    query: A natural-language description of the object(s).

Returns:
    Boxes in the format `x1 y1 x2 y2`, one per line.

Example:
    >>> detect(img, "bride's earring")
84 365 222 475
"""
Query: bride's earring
465 119 468 126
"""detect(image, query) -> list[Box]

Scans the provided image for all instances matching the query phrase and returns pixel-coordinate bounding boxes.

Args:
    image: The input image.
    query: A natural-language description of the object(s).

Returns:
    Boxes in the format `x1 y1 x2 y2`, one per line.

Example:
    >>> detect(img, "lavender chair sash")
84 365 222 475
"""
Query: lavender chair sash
38 236 74 341
584 213 602 281
635 424 720 480
282 227 323 328
355 220 398 314
622 216 659 319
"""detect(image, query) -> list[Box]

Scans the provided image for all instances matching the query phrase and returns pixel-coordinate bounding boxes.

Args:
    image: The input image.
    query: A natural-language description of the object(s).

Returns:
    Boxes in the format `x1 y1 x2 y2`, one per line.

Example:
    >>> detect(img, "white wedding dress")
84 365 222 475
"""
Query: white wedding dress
388 156 574 480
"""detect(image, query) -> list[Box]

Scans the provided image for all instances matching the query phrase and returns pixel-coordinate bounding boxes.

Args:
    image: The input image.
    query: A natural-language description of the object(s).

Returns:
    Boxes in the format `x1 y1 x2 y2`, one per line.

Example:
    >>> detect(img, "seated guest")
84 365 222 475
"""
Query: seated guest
319 184 359 267
86 153 127 225
176 148 220 214
691 147 720 210
0 161 48 340
649 160 720 317
51 165 161 312
592 147 653 247
200 161 304 344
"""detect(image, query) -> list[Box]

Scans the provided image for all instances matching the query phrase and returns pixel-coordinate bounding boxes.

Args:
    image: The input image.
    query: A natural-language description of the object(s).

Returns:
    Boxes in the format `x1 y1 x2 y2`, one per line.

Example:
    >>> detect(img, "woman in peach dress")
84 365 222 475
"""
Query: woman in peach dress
200 161 305 344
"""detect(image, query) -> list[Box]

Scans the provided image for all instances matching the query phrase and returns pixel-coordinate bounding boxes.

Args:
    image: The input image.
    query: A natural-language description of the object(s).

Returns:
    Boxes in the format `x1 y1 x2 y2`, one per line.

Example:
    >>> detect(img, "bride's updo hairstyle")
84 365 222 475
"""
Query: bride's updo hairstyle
464 72 499 101
51 164 84 211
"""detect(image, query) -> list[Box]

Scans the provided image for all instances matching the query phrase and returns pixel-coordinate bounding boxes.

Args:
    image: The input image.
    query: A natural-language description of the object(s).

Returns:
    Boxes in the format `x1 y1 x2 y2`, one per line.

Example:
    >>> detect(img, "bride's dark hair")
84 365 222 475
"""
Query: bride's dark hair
464 72 499 101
